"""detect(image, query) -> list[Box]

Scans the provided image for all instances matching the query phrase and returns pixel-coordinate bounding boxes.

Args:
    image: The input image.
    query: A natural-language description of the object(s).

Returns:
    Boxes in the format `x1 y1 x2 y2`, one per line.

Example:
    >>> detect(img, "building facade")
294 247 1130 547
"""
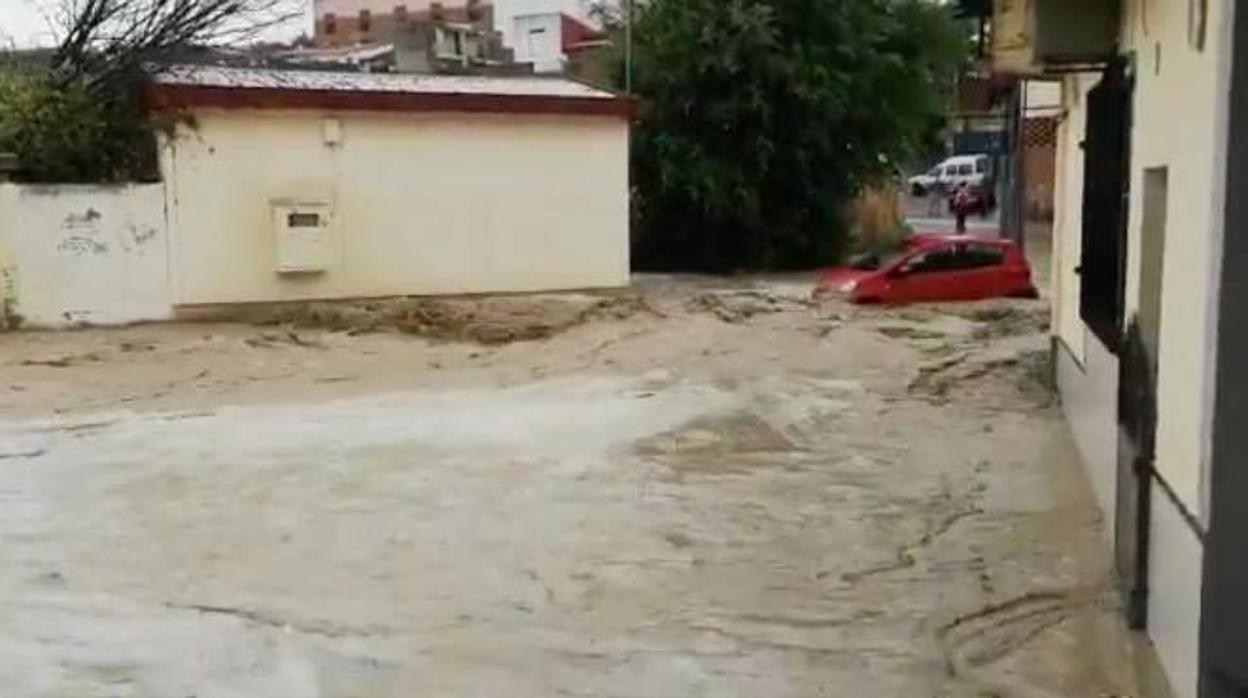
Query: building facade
989 0 1248 696
0 66 633 326
311 0 602 73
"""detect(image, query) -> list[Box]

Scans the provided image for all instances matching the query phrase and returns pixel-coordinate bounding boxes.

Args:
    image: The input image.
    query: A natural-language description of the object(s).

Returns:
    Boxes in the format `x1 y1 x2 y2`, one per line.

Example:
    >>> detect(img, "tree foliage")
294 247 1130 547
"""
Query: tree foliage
0 68 157 182
613 0 968 271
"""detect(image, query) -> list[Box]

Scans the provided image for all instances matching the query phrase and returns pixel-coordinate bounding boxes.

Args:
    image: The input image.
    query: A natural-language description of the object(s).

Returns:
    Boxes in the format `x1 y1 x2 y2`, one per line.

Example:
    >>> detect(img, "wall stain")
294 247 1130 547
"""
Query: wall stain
131 225 158 246
57 236 109 256
63 208 102 226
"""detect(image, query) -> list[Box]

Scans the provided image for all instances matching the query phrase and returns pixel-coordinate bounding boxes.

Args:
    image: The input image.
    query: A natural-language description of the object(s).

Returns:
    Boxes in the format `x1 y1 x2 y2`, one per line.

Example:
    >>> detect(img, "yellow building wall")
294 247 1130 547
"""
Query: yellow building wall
162 109 630 306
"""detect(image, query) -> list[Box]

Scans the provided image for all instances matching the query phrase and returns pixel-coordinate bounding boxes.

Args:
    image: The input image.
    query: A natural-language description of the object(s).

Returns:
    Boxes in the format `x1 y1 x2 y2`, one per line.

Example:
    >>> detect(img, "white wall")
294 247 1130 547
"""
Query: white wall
1050 73 1097 365
510 13 563 72
1148 487 1203 698
0 184 173 327
1056 338 1118 530
494 0 594 55
1024 79 1063 115
162 109 630 305
1117 3 1226 689
1119 0 1226 518
1046 1 1230 696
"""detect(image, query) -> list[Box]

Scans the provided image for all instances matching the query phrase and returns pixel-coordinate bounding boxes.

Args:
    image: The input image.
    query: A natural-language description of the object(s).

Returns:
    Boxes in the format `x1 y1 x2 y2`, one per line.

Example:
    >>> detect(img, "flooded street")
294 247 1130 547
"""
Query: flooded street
0 279 1167 697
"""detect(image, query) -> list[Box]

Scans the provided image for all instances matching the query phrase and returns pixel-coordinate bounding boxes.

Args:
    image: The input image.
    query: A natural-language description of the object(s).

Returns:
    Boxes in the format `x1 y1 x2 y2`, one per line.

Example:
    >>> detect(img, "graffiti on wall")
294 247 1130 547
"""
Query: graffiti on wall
54 208 160 257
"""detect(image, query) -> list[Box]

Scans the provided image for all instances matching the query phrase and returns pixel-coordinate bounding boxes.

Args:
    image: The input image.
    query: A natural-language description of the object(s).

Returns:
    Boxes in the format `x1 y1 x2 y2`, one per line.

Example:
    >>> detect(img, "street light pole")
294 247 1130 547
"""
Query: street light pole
624 0 634 93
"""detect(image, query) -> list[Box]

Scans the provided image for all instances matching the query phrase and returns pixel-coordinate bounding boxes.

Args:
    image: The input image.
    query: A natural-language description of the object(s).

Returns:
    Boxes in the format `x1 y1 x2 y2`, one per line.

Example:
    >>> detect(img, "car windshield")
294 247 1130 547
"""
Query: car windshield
847 247 915 271
879 248 918 270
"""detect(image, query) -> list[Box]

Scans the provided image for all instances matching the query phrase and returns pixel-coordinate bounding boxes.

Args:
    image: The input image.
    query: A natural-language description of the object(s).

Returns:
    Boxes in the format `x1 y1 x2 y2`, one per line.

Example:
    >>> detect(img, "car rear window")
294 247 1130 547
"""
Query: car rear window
962 243 1005 268
975 159 987 174
906 243 1005 273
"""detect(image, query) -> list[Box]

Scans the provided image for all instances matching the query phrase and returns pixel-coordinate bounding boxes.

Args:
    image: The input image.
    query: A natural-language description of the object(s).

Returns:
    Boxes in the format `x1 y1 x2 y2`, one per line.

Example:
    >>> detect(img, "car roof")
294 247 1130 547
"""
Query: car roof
908 234 1016 248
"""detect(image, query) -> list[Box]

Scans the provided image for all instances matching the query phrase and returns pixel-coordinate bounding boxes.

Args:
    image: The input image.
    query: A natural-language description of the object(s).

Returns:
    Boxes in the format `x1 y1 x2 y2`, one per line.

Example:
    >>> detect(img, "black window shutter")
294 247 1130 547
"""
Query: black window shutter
1080 62 1132 354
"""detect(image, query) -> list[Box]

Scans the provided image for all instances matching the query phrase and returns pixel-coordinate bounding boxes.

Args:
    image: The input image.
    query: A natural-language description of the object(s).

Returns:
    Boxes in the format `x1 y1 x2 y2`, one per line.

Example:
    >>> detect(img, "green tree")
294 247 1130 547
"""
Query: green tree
613 0 968 271
0 69 156 183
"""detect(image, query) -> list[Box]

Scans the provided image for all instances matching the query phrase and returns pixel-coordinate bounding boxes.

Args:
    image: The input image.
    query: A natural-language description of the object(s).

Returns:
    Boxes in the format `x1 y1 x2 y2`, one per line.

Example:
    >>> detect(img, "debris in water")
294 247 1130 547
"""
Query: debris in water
687 290 812 323
20 352 105 368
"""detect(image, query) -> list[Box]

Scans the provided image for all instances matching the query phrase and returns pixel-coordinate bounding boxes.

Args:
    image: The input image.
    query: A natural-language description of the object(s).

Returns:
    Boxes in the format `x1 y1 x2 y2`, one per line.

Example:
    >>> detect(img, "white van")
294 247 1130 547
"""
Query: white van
908 154 992 195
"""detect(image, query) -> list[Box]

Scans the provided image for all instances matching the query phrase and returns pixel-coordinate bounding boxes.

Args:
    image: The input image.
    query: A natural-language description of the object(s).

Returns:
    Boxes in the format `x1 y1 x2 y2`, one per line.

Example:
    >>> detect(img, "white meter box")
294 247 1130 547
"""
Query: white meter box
272 200 334 273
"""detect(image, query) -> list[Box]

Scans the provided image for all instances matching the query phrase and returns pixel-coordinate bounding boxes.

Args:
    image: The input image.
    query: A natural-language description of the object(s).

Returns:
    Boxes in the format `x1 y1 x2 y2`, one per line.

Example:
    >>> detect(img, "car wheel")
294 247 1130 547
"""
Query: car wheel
911 184 925 197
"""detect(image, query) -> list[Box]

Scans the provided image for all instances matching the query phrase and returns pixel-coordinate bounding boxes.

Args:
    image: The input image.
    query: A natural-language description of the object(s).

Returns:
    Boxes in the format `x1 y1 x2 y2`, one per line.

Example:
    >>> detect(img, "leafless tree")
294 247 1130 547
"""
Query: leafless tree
50 0 302 92
587 0 624 30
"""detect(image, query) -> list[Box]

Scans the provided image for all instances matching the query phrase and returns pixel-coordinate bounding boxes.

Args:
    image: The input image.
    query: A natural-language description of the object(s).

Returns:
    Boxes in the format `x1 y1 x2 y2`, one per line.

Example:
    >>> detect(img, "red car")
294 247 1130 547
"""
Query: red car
818 235 1038 304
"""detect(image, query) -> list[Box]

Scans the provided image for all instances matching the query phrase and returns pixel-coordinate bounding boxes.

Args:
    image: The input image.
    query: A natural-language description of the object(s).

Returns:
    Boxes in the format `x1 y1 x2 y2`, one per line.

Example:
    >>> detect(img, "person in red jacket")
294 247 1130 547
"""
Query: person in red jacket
951 183 974 233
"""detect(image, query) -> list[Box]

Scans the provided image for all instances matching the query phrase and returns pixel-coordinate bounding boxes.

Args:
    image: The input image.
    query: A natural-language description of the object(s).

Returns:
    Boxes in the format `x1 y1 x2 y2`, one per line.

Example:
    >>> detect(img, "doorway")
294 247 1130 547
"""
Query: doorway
1114 167 1166 629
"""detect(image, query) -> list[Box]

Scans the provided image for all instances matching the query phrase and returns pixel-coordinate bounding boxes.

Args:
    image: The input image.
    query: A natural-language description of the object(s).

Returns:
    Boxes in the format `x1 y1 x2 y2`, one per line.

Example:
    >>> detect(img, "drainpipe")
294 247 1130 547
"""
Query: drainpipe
1002 81 1025 249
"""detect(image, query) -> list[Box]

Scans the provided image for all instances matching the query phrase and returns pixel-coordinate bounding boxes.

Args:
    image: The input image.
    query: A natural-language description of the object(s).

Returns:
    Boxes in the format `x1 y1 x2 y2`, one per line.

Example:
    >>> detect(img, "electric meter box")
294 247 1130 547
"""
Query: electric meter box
272 200 334 274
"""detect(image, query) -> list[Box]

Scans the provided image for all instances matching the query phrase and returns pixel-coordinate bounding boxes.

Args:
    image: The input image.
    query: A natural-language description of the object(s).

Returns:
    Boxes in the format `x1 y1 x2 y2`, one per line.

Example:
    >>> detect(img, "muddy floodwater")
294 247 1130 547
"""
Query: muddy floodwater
0 278 1169 697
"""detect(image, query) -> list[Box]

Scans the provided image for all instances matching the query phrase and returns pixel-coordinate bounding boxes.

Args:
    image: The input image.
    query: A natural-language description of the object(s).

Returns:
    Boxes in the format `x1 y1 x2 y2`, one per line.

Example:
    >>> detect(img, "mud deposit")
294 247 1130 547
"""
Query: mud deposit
0 277 1169 697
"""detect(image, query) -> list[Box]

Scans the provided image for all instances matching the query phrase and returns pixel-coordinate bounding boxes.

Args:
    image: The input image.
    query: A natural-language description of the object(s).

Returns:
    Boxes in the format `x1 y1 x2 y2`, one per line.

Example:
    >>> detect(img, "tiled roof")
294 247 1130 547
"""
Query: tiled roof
150 64 619 100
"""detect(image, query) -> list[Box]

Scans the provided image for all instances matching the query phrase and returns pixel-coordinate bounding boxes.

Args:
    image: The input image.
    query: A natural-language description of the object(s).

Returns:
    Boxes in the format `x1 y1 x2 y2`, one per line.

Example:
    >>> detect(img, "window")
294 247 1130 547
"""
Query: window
904 243 1002 274
287 212 322 228
957 163 973 175
359 9 371 32
324 12 337 34
905 246 960 274
436 27 467 57
961 243 1005 268
975 159 987 174
944 165 957 177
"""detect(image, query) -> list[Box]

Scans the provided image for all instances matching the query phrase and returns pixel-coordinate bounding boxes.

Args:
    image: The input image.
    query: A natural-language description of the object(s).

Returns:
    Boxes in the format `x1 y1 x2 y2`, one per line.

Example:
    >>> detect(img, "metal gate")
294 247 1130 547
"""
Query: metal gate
1117 320 1155 629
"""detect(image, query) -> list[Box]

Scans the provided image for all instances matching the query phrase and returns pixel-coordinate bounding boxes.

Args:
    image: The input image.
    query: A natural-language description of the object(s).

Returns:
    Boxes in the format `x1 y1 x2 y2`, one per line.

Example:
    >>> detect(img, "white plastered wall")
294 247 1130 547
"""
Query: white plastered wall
0 184 173 327
1047 0 1229 693
161 108 630 305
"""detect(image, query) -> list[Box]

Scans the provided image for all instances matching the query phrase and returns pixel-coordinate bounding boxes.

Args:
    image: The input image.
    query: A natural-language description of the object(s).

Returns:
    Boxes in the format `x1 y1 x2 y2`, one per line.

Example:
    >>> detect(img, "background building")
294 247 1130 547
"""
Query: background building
311 0 604 73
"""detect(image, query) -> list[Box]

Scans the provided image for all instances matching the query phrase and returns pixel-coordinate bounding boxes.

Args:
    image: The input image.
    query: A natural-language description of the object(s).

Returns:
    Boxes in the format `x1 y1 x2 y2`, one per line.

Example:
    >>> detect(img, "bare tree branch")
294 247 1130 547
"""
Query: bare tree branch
49 0 302 93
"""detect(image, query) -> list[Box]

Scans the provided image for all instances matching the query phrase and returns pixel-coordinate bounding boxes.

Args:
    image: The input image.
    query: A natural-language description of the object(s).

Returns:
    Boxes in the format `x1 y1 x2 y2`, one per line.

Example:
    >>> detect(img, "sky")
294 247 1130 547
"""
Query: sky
0 0 57 48
0 0 311 49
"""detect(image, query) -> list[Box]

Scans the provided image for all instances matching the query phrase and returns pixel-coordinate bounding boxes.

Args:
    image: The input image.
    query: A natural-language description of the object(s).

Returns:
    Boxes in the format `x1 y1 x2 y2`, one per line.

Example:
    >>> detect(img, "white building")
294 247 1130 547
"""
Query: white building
311 0 603 73
0 66 632 326
990 0 1248 697
492 0 598 72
